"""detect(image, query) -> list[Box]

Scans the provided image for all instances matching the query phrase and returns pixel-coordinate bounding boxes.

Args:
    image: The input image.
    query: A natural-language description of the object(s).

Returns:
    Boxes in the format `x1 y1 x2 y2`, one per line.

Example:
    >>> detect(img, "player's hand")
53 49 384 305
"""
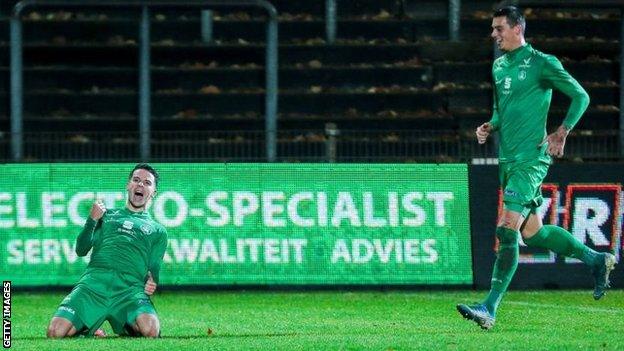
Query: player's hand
144 271 157 296
476 123 492 144
89 201 106 221
539 125 569 158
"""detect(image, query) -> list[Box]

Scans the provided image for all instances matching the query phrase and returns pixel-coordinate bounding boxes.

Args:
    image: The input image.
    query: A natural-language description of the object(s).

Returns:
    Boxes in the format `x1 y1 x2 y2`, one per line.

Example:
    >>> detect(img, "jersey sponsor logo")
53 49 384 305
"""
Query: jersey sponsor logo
503 189 519 198
122 221 134 230
504 77 511 89
502 76 512 94
58 306 75 315
118 220 137 237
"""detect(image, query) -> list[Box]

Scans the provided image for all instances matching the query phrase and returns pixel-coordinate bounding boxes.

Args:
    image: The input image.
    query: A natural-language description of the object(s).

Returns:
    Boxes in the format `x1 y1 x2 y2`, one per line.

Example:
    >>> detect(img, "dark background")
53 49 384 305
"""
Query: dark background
470 163 624 290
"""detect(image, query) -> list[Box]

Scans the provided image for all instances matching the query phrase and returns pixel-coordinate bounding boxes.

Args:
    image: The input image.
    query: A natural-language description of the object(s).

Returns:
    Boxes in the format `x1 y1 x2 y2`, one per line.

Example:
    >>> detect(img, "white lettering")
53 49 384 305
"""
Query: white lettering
233 192 258 226
363 192 386 227
332 192 361 227
427 192 453 226
402 192 425 226
198 239 220 263
7 240 22 264
206 191 229 226
572 198 610 246
352 239 373 263
264 239 281 263
288 192 314 227
262 192 286 227
42 239 61 263
316 192 328 227
331 239 351 263
42 192 66 227
16 193 39 228
388 192 399 227
153 191 188 227
422 239 438 263
68 192 94 226
0 193 14 228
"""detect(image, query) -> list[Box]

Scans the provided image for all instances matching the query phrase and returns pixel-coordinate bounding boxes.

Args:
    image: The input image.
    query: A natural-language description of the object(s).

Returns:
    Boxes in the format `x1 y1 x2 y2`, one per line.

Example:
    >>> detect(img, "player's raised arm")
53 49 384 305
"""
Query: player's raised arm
75 201 106 257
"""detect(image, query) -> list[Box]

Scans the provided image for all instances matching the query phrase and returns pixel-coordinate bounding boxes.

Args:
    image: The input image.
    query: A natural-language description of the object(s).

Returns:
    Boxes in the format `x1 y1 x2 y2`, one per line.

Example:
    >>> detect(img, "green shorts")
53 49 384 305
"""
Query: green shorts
53 270 157 336
499 158 550 217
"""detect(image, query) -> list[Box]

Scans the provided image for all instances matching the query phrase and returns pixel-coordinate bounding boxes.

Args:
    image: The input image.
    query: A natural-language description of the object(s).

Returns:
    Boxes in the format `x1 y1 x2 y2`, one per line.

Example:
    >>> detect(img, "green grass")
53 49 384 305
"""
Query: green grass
11 290 624 350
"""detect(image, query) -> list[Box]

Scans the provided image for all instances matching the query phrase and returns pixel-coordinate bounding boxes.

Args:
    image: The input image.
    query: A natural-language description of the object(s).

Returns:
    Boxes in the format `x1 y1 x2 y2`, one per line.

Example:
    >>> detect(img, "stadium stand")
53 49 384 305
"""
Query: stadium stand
0 0 621 161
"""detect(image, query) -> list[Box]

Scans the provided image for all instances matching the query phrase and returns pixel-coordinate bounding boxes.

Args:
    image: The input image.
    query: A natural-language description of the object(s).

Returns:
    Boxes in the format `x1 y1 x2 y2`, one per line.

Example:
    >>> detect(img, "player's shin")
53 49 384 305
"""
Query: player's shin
524 225 599 266
483 227 519 316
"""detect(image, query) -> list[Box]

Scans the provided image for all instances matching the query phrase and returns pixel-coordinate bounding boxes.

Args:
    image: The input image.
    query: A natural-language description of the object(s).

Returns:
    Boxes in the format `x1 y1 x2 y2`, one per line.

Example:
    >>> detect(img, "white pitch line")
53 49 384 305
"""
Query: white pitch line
419 294 624 314
504 301 624 314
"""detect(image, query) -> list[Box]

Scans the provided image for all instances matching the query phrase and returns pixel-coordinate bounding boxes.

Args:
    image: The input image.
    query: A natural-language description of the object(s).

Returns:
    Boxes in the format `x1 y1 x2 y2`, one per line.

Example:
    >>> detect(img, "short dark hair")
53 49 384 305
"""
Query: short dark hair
494 6 526 34
129 163 159 187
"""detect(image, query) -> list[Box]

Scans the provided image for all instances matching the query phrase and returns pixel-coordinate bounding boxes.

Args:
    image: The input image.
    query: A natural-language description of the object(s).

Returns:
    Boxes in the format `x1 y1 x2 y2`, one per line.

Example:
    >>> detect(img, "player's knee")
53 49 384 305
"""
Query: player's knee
137 314 160 338
498 215 520 230
499 219 515 230
46 322 67 338
496 226 518 245
498 209 523 230
143 326 159 338
140 323 159 338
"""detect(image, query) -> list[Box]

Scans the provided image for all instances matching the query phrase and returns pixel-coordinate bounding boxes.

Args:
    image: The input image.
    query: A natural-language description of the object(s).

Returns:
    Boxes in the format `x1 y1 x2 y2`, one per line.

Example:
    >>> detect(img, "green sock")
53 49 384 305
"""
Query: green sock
524 225 600 266
483 227 519 316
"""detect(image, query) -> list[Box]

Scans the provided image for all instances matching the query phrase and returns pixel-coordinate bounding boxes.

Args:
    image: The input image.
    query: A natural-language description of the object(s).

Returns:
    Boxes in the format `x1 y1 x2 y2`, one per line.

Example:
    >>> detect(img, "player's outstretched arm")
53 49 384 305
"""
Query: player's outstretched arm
75 201 106 256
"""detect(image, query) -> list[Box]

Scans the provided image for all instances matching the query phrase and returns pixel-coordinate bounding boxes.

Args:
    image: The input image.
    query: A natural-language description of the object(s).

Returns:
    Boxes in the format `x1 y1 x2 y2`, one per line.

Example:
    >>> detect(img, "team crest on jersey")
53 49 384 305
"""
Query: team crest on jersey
518 70 527 80
122 220 134 230
140 224 153 236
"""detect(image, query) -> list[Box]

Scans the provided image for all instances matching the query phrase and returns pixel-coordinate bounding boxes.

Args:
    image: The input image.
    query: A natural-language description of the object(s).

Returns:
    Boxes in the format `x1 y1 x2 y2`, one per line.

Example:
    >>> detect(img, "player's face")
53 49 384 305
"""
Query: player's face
491 16 521 52
126 168 156 211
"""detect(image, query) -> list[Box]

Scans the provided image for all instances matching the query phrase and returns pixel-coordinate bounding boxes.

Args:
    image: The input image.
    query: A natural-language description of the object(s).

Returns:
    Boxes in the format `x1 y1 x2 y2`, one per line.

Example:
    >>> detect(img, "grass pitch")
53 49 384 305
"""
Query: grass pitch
11 290 624 350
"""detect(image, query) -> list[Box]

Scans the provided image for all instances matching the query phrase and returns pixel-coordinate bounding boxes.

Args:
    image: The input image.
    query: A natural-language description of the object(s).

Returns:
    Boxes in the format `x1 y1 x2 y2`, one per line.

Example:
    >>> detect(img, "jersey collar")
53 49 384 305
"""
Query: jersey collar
504 43 532 63
122 206 150 216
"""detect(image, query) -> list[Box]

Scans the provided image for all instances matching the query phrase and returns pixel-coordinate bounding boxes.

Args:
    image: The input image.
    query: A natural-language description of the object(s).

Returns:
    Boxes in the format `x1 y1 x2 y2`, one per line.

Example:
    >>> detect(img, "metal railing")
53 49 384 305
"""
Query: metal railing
0 129 618 163
10 0 279 162
517 0 624 157
324 0 462 43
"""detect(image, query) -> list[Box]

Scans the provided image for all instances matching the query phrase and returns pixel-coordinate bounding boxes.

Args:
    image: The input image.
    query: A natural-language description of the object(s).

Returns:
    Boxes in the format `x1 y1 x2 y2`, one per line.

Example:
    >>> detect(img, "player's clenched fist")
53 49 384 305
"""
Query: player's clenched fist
476 122 492 144
144 271 157 296
90 201 107 221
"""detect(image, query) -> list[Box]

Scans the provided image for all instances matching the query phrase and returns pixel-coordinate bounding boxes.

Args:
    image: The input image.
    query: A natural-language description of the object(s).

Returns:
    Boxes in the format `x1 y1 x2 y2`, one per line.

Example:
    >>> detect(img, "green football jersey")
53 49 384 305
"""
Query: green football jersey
76 207 168 284
489 44 590 163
